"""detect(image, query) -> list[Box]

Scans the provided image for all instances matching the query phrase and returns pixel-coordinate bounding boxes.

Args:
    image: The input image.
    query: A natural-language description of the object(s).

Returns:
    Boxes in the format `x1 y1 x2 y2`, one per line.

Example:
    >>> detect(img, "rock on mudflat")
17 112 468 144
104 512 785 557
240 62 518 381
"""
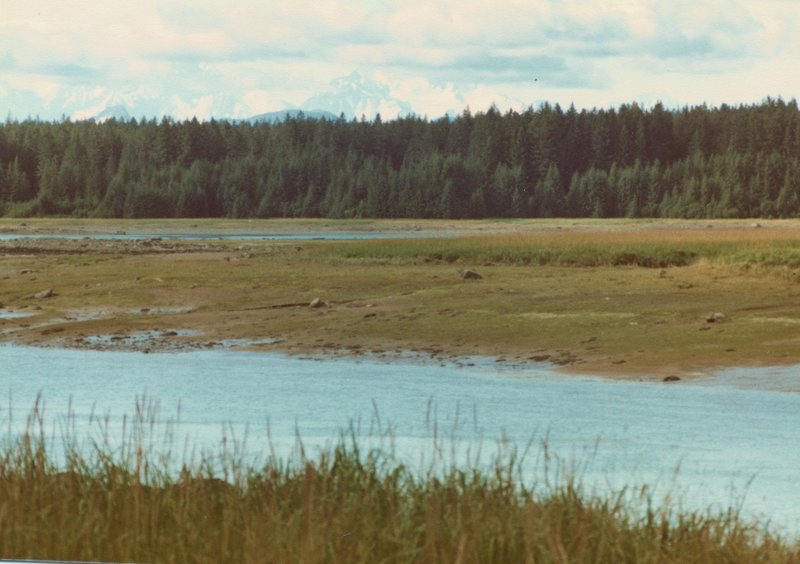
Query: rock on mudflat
309 297 327 308
32 289 56 299
706 312 726 323
460 269 483 280
663 375 681 382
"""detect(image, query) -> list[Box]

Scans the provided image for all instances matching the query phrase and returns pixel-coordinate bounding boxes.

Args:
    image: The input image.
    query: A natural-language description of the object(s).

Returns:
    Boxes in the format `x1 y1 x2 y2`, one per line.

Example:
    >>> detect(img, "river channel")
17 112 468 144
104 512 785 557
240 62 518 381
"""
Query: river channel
0 232 442 241
2 344 799 537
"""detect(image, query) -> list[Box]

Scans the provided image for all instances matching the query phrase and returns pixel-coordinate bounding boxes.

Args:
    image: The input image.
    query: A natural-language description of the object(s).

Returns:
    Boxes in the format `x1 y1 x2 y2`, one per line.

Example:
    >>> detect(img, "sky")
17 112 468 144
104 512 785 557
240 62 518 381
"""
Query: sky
1 0 799 121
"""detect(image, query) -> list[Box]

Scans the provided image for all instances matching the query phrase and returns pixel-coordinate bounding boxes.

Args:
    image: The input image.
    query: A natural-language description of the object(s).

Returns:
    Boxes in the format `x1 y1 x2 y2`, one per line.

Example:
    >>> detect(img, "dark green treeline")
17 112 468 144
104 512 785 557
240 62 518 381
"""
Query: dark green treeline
1 98 800 219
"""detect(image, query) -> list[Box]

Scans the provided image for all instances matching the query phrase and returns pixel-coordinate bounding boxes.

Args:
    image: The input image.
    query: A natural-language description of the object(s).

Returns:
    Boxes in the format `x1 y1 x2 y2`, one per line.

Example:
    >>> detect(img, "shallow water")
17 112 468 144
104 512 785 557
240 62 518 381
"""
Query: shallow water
2 344 800 537
0 311 33 320
688 364 800 393
0 232 441 241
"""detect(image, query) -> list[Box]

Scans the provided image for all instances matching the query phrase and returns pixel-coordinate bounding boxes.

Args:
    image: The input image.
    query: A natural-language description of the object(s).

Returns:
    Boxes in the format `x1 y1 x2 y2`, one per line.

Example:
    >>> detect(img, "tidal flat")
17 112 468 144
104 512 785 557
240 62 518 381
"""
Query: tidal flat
3 218 800 379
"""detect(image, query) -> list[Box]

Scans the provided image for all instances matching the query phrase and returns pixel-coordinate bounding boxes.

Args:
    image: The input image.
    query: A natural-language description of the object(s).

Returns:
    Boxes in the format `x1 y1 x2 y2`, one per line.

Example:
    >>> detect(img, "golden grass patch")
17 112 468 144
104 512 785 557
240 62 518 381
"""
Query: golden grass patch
0 403 797 563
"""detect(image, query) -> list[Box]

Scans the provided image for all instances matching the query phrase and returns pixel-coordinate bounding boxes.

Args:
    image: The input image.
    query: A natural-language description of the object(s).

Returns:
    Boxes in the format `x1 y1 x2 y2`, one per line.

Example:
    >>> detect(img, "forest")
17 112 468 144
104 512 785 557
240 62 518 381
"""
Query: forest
1 98 799 219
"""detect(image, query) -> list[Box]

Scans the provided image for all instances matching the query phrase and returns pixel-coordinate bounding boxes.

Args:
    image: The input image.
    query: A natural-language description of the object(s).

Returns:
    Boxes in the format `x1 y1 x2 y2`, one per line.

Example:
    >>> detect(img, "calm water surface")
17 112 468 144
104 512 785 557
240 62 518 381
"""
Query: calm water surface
0 232 441 241
2 344 799 536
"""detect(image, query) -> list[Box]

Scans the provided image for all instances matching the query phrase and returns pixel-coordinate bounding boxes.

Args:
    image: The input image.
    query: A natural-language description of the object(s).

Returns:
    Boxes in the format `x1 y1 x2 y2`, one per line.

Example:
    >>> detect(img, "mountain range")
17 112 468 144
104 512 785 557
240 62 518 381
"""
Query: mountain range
243 109 339 124
35 71 420 124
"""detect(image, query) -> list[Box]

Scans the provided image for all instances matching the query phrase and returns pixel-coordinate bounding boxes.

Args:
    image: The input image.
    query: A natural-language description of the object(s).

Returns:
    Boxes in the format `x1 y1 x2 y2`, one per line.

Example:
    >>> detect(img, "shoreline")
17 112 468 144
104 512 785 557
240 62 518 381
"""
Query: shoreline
6 333 800 395
1 305 796 384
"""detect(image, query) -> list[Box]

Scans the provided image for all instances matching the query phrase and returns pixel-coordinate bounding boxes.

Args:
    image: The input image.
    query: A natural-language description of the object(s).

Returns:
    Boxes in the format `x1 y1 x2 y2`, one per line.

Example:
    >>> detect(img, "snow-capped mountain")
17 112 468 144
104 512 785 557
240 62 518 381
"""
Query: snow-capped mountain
7 71 419 123
59 85 251 122
245 109 339 124
88 104 132 123
301 71 414 120
67 72 415 123
241 72 416 123
61 86 163 122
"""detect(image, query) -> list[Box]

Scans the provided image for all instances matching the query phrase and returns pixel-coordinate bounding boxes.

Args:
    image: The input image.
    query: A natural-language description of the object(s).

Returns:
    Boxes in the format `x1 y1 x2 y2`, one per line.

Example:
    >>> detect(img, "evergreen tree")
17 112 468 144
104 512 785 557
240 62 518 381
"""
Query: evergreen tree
0 99 799 220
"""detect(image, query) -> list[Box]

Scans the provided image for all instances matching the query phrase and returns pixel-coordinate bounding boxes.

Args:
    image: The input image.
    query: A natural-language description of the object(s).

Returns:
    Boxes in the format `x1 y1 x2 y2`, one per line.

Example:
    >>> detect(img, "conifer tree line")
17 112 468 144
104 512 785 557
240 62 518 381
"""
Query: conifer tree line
1 98 799 219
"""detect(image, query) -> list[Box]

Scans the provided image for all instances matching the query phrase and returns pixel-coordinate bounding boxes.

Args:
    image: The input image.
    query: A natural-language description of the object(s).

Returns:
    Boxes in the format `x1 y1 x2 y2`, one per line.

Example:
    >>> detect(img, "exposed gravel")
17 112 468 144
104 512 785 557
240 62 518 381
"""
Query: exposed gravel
0 237 227 255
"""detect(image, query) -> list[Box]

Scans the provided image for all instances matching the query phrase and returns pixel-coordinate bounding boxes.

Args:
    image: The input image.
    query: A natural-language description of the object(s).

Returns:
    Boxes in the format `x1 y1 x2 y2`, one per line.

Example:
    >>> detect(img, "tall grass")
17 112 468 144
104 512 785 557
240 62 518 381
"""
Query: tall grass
0 401 797 563
312 229 800 269
317 237 706 267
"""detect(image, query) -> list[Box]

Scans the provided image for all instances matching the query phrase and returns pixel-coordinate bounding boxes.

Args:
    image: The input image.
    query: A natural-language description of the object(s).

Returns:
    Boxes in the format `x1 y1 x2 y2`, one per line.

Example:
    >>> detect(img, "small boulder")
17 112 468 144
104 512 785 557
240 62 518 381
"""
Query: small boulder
309 297 327 308
663 375 681 382
706 312 726 323
460 269 482 280
33 289 55 299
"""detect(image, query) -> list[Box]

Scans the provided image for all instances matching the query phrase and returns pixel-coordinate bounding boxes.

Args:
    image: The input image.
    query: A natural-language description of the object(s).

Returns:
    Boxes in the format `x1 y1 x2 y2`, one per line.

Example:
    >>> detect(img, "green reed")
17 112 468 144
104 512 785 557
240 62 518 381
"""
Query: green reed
0 400 797 563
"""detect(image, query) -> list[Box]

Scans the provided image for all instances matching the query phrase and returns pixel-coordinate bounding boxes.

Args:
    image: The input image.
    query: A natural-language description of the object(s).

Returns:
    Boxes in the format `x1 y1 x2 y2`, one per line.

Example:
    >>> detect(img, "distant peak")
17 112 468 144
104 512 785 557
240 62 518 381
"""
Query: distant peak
72 102 131 122
302 71 412 120
244 108 338 124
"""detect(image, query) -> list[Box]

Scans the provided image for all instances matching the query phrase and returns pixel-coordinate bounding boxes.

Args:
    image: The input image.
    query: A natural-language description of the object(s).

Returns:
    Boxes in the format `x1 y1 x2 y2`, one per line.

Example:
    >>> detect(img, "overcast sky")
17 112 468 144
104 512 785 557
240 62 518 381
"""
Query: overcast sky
2 0 799 120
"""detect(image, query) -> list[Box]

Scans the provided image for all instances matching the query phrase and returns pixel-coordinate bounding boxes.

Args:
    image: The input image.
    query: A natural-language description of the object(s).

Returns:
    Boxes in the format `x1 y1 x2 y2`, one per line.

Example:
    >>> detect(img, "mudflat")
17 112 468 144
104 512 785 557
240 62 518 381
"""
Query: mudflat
3 217 800 380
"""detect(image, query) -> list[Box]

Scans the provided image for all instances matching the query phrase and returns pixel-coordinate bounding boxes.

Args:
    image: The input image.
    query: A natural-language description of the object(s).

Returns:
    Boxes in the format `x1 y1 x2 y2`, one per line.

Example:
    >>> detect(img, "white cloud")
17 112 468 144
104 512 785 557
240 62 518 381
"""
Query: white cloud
0 0 798 120
5 74 61 103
